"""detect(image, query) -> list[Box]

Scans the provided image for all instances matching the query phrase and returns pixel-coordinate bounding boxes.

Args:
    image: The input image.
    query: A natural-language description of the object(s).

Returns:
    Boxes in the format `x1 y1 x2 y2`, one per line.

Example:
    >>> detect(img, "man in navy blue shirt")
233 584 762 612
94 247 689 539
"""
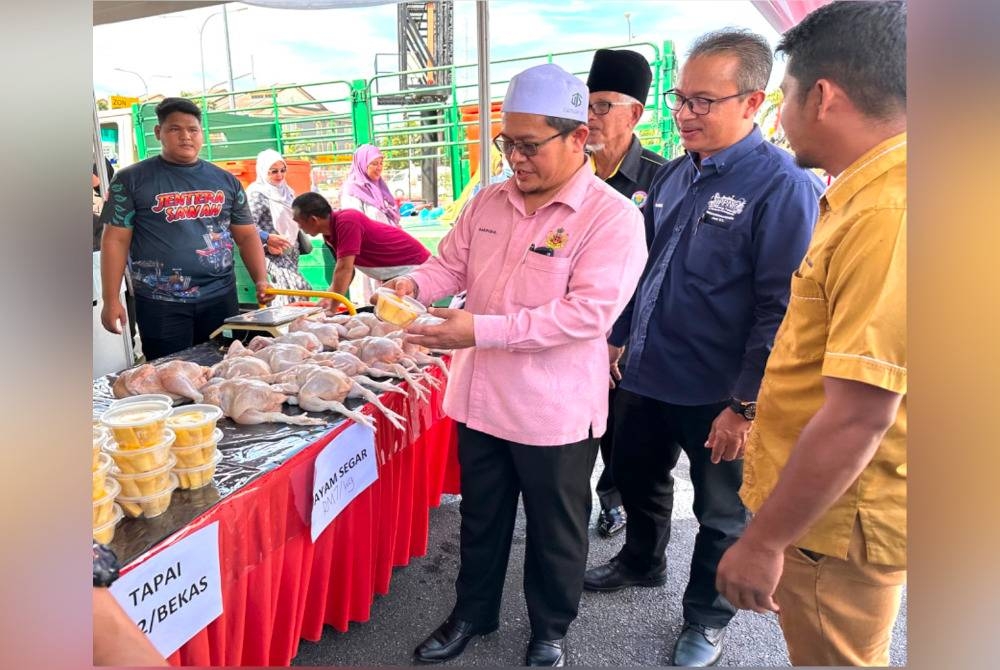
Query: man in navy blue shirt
583 29 823 666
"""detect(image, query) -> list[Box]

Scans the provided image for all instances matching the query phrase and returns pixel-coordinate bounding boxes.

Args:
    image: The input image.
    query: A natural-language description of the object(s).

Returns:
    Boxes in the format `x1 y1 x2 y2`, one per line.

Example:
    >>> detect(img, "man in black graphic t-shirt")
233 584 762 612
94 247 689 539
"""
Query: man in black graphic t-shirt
99 97 272 360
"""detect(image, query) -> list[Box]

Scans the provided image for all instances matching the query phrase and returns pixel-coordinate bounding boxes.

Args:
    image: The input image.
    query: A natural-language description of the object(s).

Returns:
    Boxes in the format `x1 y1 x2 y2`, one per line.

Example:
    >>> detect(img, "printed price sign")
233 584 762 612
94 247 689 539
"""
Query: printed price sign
310 422 378 542
110 522 223 657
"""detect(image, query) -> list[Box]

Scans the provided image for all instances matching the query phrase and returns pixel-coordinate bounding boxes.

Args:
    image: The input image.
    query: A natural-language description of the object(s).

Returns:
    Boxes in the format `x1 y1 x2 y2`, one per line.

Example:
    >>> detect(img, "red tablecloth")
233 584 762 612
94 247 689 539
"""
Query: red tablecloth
121 368 460 666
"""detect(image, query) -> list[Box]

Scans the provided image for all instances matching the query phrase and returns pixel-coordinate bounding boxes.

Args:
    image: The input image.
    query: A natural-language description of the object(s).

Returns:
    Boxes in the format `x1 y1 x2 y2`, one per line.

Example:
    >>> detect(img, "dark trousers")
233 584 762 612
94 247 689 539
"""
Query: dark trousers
595 387 622 510
612 389 748 628
134 290 238 361
453 423 600 640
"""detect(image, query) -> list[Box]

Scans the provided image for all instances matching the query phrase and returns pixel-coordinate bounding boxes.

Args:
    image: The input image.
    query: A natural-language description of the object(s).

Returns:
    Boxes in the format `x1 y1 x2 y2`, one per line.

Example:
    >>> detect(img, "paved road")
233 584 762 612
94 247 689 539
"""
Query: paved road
292 453 907 666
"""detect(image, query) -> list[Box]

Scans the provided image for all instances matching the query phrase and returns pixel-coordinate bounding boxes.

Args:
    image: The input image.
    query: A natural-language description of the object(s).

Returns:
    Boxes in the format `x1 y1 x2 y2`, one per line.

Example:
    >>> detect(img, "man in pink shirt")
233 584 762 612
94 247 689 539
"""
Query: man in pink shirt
387 64 647 666
291 192 430 306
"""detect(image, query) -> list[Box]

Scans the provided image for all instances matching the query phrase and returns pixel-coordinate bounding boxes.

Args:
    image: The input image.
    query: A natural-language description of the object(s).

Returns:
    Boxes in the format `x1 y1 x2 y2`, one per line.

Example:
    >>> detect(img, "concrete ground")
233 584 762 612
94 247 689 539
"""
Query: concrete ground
292 453 907 666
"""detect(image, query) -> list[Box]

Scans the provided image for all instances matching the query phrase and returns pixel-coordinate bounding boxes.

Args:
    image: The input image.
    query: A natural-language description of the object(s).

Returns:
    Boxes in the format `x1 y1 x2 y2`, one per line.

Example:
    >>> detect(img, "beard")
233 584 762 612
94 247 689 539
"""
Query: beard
586 142 605 152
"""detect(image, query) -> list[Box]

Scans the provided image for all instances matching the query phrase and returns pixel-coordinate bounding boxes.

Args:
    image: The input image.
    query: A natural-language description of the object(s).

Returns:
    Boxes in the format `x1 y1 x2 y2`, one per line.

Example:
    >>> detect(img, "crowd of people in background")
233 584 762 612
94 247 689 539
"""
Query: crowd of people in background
95 1 907 666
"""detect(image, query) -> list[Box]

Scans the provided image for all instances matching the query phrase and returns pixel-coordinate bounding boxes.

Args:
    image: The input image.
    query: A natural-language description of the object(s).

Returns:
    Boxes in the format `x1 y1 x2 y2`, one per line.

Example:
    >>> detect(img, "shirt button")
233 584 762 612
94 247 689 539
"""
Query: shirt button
674 225 682 233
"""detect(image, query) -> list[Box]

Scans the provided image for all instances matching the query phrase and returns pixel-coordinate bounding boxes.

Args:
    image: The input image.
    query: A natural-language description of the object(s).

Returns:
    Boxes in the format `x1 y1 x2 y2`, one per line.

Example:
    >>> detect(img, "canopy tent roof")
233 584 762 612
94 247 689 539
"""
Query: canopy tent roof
750 0 829 33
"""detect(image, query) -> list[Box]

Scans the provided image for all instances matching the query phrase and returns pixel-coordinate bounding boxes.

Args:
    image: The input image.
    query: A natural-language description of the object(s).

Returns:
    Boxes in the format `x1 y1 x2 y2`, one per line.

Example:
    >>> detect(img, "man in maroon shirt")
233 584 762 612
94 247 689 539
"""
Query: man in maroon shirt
292 192 430 306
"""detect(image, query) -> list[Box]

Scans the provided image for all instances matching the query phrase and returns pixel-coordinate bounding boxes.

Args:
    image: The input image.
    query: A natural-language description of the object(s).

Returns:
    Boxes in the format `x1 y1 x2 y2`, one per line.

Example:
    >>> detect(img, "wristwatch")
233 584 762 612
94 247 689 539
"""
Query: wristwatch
728 397 757 421
93 540 121 588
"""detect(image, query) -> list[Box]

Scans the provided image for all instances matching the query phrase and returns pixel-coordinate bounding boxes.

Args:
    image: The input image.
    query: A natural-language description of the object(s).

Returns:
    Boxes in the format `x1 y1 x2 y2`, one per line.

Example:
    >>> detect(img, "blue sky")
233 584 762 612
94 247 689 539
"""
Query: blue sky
93 1 782 101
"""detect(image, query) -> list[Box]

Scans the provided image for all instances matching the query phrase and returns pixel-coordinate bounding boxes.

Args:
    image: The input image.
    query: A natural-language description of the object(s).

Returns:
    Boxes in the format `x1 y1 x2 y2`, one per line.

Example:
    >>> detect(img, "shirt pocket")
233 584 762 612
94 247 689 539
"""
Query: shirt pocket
511 253 572 308
775 273 829 361
683 222 745 284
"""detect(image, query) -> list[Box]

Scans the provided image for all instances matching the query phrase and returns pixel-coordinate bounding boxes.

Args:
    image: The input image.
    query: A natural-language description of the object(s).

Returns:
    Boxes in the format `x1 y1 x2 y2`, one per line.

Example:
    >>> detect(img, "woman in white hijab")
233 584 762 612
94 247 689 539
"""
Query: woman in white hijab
246 149 313 307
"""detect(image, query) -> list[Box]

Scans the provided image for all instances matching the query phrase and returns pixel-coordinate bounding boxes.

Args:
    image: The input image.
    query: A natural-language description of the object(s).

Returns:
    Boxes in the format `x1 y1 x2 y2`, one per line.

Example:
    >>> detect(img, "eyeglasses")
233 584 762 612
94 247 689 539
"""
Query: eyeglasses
588 101 635 116
492 131 568 158
663 89 754 115
268 167 287 174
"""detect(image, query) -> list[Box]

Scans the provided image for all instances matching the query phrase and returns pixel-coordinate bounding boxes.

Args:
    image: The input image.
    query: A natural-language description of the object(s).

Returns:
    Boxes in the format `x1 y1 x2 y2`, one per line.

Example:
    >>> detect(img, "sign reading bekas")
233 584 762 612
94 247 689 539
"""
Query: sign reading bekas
311 422 378 542
110 522 223 657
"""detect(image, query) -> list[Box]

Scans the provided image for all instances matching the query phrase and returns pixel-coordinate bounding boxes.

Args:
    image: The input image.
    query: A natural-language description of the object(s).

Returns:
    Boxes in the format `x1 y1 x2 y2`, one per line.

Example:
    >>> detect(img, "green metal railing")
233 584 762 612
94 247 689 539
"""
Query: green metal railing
133 40 679 207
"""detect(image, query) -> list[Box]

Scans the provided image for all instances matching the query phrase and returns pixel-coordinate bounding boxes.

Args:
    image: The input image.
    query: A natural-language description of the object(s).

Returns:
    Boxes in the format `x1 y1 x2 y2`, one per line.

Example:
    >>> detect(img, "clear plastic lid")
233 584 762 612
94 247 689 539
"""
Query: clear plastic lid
100 400 172 428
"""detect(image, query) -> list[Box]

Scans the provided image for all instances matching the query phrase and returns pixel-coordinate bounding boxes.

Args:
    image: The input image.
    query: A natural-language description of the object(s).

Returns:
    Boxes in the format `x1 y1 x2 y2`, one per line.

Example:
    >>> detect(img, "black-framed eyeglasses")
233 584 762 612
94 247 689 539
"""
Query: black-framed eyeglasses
588 101 635 116
663 89 754 115
492 131 568 158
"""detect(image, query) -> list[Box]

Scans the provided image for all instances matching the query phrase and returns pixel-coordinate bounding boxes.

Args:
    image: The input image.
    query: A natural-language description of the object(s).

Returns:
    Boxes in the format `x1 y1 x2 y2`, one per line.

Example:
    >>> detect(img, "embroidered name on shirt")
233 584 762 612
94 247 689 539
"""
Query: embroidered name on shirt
705 192 747 221
477 227 497 235
152 190 226 223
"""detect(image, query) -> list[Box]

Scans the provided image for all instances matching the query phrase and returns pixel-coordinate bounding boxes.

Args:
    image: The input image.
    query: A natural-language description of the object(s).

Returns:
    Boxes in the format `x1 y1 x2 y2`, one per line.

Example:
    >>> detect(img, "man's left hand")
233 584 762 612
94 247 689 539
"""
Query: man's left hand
255 280 274 304
404 307 475 350
716 536 783 614
705 407 752 464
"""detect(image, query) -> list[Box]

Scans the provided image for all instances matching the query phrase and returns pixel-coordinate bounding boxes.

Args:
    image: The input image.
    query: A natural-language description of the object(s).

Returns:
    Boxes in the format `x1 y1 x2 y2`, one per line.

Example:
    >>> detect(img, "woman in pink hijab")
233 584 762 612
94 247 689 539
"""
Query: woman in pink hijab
340 144 401 227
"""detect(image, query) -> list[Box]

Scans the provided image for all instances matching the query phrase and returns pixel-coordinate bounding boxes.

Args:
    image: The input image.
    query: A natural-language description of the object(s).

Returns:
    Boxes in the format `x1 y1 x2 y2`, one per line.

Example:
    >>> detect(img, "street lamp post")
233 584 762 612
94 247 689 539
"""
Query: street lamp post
624 12 633 42
113 67 148 100
199 6 247 102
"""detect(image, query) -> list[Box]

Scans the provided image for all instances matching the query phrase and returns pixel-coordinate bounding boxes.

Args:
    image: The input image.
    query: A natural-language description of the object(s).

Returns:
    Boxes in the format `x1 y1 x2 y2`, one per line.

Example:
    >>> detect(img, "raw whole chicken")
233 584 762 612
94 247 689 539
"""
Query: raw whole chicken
344 336 438 394
274 331 324 352
209 355 272 380
112 363 179 399
352 312 402 338
307 351 408 396
152 360 213 403
246 335 276 352
396 338 450 378
251 342 314 373
224 339 255 359
200 377 323 425
288 316 342 349
270 364 405 431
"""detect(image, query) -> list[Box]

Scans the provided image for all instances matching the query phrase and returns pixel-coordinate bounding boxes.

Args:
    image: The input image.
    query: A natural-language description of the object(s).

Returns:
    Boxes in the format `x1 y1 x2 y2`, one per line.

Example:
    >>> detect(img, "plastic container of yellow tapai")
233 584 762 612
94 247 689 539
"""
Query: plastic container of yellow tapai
374 287 426 328
103 428 176 475
117 473 179 519
173 449 223 490
93 503 124 545
93 477 121 527
112 453 177 498
171 428 222 469
100 400 173 450
166 404 223 447
93 425 107 471
92 452 114 501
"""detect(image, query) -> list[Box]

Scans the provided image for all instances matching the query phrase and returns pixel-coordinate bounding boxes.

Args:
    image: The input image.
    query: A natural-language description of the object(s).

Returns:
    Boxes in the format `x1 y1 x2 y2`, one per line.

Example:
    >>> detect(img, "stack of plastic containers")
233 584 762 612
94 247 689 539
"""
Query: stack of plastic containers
166 405 224 489
100 398 179 519
92 424 122 543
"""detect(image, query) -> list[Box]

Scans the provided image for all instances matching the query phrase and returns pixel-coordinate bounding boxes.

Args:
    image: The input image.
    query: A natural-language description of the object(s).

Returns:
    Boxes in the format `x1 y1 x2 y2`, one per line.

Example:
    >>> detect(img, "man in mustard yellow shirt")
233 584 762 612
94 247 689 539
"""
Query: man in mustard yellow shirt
715 2 907 666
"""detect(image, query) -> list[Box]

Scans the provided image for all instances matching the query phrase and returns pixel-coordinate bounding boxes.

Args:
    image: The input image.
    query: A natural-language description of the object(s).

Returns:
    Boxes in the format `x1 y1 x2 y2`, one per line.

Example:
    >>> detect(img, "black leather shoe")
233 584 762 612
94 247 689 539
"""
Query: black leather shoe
596 506 627 537
413 616 498 664
525 638 566 666
670 622 727 667
583 557 667 592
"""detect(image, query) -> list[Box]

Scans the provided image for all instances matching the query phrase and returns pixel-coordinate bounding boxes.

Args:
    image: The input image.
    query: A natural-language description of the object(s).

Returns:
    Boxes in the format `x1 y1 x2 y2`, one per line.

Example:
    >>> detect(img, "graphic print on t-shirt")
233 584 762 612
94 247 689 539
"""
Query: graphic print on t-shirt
151 190 225 222
131 259 200 300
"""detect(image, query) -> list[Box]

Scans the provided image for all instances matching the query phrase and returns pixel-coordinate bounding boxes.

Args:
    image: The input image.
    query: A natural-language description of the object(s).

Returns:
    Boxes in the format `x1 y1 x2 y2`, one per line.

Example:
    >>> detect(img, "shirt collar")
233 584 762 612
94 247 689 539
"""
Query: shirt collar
822 132 907 212
614 136 644 182
504 157 592 214
686 125 764 175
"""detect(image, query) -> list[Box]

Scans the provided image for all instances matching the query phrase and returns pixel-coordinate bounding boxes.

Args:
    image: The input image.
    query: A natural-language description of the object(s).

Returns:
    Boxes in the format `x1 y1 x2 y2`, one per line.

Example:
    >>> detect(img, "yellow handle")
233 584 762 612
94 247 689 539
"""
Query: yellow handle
259 288 357 315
